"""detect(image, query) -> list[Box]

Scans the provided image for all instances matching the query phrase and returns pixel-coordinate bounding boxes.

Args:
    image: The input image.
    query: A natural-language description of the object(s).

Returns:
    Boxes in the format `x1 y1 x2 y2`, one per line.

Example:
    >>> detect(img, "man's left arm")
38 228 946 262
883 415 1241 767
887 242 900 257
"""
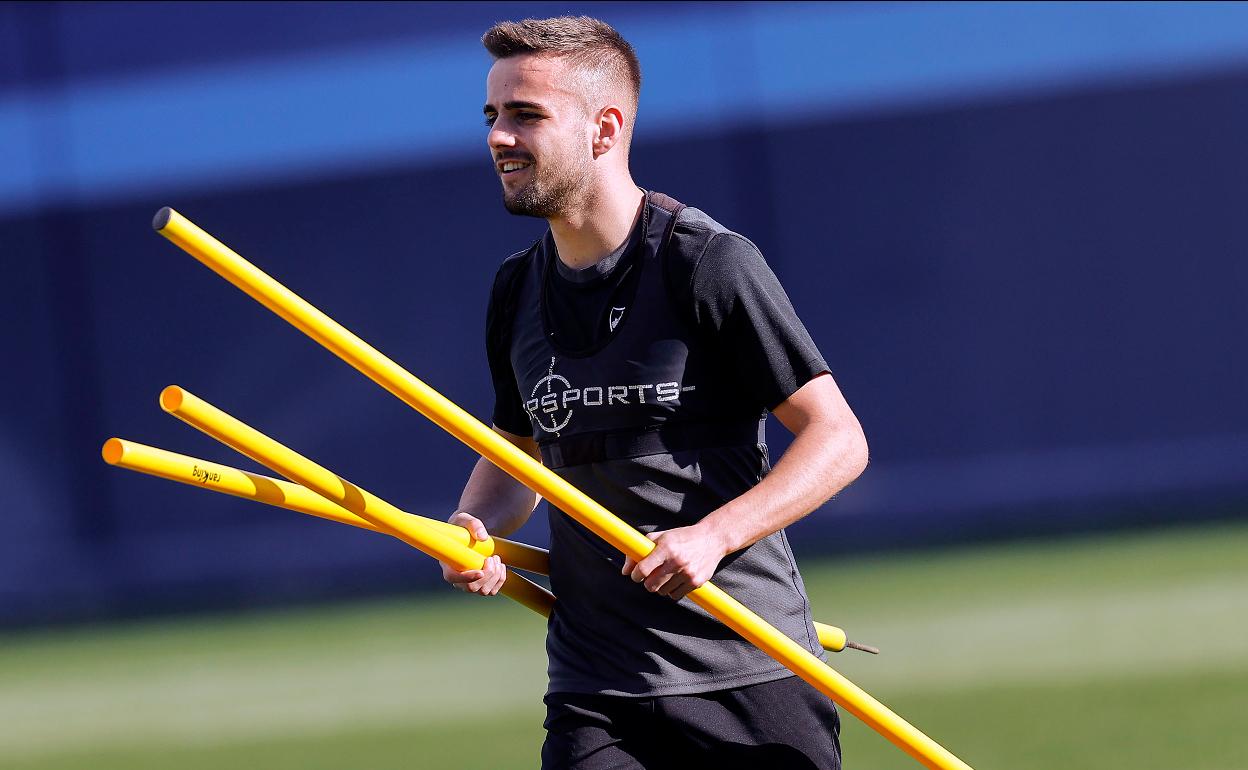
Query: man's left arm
624 370 868 600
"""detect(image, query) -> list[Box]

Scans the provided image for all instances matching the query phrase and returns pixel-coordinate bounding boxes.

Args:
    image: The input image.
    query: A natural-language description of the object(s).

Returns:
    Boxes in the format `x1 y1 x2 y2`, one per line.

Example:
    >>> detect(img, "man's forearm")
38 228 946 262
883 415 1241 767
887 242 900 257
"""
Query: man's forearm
699 417 868 555
455 455 541 537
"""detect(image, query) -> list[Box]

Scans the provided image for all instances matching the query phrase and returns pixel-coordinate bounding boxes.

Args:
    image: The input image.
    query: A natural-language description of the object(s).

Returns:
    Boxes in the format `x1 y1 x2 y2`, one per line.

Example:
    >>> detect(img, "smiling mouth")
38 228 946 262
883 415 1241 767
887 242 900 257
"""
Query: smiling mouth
499 161 532 176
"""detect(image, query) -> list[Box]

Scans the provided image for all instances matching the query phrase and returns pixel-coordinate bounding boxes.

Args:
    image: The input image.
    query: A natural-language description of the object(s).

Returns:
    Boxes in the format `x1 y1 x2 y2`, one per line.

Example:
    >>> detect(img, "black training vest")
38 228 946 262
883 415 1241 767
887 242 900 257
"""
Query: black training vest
501 192 824 697
507 192 764 463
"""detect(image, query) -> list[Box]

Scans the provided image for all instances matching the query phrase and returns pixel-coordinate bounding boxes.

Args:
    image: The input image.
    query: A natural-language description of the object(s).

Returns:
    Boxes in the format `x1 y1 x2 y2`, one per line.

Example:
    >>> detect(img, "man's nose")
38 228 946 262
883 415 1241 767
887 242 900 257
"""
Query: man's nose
488 124 516 150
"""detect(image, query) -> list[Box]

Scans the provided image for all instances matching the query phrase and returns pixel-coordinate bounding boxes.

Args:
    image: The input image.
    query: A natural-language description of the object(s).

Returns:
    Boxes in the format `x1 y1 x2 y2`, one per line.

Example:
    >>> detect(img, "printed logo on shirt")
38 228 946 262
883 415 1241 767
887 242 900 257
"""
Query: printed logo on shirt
524 358 696 434
608 306 626 332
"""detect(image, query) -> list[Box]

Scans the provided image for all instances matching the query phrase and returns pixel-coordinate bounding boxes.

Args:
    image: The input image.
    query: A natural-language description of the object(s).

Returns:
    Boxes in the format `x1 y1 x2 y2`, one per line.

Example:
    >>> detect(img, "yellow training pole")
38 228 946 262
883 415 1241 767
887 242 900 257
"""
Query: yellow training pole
101 437 857 652
154 207 971 769
101 437 551 575
816 622 847 653
158 386 555 617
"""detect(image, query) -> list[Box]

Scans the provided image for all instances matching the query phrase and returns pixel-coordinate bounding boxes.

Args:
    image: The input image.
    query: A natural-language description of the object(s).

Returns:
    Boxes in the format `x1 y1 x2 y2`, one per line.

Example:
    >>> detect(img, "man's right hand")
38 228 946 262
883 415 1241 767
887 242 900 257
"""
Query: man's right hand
439 512 508 596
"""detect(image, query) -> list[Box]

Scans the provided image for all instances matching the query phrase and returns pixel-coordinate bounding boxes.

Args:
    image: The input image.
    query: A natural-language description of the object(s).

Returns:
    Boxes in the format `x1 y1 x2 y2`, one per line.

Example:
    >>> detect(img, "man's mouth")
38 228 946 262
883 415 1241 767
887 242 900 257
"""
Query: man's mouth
499 160 533 176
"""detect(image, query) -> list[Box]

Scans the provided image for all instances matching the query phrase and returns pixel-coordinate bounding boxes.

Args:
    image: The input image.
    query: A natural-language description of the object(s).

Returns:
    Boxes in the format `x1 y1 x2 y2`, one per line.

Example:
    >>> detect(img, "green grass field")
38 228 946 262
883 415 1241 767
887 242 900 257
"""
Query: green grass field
2 521 1246 769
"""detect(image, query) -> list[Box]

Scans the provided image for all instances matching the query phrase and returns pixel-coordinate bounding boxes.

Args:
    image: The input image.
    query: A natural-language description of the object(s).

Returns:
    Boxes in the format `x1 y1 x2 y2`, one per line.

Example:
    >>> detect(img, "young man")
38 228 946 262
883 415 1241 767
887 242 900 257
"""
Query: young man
441 16 868 770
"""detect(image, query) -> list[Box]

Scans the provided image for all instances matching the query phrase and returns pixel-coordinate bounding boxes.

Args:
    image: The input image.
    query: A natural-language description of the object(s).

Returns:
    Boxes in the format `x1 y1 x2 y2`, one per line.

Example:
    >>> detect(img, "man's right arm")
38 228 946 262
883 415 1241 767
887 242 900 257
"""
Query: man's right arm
440 425 541 596
449 252 538 594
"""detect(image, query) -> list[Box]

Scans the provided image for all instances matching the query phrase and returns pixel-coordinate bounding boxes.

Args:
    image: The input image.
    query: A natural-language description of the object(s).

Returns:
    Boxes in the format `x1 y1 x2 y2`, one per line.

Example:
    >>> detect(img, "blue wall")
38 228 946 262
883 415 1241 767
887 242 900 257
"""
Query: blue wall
3 2 1247 625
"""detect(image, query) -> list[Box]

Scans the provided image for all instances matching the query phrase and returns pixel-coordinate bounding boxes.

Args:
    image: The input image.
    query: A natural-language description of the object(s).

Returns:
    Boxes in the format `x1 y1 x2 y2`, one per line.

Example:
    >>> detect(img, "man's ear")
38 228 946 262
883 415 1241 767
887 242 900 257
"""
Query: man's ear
592 105 626 159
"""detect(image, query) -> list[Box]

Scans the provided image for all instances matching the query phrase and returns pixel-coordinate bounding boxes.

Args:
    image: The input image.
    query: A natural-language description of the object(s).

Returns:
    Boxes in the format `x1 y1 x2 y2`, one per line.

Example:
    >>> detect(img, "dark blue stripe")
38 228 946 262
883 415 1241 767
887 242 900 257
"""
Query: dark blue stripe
3 1 1248 214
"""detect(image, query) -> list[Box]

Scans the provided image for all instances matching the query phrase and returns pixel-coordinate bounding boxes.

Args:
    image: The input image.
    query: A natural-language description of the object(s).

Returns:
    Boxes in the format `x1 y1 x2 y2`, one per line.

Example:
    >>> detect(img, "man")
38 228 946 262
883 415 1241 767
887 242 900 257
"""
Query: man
441 16 868 770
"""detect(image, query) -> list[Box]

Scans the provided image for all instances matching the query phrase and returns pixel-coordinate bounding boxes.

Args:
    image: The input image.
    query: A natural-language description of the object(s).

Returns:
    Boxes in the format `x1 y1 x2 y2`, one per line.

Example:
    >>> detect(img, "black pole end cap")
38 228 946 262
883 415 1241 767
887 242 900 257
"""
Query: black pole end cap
152 207 172 231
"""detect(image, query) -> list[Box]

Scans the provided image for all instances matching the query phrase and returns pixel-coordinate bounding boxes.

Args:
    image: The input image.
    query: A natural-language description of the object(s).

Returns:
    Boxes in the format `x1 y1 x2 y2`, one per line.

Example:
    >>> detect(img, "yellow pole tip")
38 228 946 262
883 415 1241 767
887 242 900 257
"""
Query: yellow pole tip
101 438 125 465
159 385 185 412
152 207 173 231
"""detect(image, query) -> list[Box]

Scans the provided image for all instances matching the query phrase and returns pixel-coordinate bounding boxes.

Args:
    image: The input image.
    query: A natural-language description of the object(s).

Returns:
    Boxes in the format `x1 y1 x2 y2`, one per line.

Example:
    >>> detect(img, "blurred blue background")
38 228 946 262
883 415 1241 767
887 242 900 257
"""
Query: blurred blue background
3 1 1247 626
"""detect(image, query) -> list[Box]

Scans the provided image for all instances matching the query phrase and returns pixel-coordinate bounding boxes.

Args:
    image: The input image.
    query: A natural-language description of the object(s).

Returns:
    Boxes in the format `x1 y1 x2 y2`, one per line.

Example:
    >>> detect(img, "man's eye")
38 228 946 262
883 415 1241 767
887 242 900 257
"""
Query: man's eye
519 112 541 121
484 115 497 127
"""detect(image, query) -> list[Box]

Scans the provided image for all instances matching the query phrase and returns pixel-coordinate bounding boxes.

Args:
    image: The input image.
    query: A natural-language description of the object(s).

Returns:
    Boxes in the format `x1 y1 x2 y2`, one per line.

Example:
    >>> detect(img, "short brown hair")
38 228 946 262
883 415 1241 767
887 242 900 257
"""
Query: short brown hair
482 16 641 113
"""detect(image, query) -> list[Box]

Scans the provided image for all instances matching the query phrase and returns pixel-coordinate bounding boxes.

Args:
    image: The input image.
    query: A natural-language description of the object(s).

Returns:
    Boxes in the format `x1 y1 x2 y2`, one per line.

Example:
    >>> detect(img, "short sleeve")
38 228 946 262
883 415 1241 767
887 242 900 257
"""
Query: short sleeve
690 233 829 411
486 260 534 436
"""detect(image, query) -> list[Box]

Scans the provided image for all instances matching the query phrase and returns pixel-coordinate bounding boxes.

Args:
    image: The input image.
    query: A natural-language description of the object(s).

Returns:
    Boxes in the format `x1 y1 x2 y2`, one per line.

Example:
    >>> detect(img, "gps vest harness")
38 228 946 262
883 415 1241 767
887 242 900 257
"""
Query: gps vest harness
503 191 766 468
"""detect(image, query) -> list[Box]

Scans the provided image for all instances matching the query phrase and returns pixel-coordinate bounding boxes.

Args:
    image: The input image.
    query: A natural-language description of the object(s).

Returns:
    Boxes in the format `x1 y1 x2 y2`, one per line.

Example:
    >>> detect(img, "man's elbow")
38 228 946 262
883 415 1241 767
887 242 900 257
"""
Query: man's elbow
842 419 869 484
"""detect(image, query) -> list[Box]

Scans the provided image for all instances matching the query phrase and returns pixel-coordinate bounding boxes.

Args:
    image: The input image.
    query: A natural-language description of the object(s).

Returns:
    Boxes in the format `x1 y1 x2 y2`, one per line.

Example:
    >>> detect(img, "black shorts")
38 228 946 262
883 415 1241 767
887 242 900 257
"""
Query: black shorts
541 675 841 770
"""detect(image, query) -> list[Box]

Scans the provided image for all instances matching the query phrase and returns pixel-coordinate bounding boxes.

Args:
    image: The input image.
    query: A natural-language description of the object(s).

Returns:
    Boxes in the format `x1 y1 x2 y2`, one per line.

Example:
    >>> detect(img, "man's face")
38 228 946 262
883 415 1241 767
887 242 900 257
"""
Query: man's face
484 55 594 218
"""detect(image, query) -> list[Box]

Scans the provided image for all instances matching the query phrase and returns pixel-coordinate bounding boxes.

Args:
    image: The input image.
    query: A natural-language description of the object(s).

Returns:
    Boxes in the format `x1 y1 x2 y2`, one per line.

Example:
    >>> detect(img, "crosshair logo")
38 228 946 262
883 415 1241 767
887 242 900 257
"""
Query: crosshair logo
529 372 575 434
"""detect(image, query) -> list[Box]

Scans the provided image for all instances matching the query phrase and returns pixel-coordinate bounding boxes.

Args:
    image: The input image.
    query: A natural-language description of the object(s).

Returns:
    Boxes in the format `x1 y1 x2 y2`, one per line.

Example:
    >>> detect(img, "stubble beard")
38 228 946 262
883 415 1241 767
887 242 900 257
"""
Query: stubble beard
502 152 592 219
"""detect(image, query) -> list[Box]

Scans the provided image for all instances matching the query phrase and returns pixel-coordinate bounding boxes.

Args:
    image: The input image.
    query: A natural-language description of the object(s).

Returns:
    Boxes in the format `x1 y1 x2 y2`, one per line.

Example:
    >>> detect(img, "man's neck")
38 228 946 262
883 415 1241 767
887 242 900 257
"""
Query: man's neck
548 181 645 271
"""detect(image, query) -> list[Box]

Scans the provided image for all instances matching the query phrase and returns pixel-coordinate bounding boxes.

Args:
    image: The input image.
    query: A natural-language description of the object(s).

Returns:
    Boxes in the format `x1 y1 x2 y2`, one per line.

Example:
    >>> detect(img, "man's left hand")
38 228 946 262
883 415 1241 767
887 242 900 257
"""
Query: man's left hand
622 524 729 601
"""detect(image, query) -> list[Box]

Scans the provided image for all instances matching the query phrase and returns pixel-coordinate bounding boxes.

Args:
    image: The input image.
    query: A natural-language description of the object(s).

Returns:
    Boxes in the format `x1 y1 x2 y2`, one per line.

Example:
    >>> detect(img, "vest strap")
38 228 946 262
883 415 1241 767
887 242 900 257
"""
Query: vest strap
539 420 764 469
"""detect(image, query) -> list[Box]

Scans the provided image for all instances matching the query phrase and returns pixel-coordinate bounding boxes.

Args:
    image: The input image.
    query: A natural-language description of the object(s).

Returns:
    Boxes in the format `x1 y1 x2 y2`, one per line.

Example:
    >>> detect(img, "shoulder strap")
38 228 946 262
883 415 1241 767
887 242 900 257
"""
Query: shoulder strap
649 192 703 333
489 240 541 361
649 191 686 237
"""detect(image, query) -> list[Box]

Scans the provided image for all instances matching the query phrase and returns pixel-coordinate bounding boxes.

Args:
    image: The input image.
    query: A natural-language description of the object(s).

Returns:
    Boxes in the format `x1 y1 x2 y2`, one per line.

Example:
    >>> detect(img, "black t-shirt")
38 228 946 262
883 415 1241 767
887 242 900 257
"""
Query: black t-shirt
543 211 645 354
485 200 831 697
489 211 827 435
